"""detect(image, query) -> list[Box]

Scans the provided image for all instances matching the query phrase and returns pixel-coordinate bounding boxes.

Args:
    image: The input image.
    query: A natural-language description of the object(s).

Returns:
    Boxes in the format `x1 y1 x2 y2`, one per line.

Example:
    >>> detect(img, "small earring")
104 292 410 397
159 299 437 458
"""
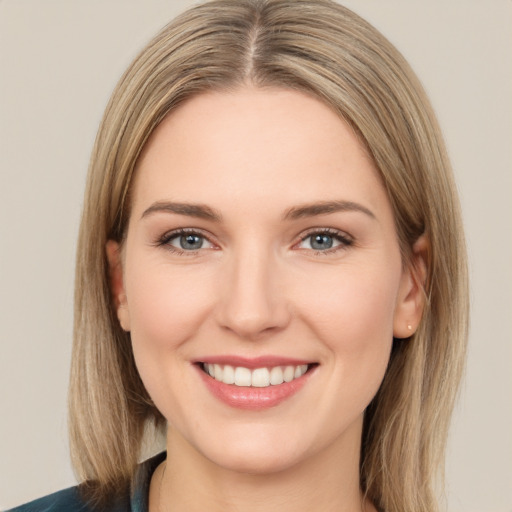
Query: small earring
407 324 413 331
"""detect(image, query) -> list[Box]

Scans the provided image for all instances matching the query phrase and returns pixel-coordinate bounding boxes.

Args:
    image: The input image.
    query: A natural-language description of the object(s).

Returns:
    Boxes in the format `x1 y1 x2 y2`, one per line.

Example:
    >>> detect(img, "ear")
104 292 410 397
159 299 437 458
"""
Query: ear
106 240 131 332
393 234 429 338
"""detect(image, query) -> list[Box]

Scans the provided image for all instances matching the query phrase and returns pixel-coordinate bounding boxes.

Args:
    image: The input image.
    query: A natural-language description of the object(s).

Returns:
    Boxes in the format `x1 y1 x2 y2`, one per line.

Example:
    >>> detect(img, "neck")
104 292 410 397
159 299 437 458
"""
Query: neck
150 420 376 512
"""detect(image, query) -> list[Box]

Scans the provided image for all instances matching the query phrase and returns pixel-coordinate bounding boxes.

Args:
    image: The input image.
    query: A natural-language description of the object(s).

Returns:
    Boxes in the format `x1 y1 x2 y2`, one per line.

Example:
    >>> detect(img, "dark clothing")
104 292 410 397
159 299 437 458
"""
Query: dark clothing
6 452 166 512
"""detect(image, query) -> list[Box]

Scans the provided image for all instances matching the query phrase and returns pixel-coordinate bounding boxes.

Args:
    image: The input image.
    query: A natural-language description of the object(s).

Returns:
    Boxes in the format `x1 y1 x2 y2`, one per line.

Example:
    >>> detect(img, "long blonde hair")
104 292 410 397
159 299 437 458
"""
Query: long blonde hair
70 1 469 510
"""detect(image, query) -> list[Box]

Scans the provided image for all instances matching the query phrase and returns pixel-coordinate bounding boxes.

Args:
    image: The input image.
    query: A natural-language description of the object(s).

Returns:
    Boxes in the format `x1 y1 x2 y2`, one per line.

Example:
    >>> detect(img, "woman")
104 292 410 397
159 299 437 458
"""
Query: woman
8 1 468 511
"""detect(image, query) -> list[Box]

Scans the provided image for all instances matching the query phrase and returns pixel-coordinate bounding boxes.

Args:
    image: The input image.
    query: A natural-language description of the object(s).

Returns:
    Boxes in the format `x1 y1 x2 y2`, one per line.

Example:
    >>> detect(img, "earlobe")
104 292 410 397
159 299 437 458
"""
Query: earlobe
393 235 429 338
106 240 131 332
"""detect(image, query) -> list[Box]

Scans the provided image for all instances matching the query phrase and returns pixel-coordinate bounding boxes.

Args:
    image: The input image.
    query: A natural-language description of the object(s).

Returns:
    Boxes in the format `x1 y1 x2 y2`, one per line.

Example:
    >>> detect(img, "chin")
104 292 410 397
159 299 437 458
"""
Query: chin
186 425 309 475
206 444 302 475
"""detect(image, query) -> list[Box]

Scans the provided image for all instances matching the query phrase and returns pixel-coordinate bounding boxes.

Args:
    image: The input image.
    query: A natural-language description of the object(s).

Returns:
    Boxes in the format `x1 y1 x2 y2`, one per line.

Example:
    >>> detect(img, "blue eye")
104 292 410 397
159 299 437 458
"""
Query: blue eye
159 230 214 252
298 230 352 252
310 233 335 250
173 233 205 250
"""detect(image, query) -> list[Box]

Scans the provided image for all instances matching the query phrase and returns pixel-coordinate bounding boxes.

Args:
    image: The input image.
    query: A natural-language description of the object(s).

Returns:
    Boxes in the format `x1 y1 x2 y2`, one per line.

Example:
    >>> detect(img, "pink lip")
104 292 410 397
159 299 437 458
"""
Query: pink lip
194 360 316 411
195 355 313 369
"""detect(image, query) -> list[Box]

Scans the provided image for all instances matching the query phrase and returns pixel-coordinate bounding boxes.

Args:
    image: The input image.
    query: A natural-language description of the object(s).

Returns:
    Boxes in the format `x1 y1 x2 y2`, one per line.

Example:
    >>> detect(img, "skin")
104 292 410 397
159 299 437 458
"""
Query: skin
107 87 426 512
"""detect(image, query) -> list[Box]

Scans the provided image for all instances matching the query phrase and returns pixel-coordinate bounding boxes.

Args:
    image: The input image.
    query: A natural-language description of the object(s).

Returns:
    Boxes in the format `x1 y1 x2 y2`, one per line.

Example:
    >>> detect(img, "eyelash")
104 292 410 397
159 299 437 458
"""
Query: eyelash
155 228 215 256
296 227 354 255
155 227 354 256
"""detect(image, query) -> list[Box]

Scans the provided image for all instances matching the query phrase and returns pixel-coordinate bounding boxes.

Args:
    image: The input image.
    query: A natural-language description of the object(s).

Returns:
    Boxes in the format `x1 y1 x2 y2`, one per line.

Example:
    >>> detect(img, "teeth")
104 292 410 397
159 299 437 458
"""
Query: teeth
213 364 223 381
251 368 270 387
283 365 295 382
203 363 309 387
222 365 235 384
269 366 284 385
234 367 252 386
295 364 308 378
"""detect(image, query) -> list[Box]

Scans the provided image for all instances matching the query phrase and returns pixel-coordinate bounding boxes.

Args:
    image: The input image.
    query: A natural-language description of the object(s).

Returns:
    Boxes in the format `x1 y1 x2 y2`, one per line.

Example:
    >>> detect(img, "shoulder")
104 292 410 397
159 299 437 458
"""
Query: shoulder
5 452 166 512
5 486 92 512
4 485 129 512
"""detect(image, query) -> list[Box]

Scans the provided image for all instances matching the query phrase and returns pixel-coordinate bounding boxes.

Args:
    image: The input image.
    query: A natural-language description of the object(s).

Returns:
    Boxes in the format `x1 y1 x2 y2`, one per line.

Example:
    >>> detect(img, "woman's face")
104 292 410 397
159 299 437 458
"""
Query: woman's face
108 87 423 474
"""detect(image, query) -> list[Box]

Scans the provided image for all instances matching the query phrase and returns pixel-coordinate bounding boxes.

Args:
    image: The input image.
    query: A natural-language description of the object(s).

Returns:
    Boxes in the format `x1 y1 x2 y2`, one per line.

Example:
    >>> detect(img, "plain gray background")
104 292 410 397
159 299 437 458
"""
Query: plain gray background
1 1 511 511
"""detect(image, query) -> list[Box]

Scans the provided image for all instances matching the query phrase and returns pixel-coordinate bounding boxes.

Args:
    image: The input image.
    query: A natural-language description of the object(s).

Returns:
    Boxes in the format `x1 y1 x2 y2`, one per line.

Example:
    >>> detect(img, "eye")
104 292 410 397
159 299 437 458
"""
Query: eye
158 229 215 253
297 229 353 253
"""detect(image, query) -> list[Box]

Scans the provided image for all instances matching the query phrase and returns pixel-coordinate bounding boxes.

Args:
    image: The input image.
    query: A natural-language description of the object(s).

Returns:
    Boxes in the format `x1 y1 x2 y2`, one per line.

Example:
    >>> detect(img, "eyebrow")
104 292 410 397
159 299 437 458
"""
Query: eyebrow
141 201 223 222
283 200 376 220
140 199 375 223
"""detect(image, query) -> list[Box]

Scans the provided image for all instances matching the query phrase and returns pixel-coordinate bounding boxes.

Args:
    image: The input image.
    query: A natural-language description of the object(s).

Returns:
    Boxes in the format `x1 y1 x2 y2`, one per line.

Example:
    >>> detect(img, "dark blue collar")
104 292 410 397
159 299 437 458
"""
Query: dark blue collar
130 452 167 512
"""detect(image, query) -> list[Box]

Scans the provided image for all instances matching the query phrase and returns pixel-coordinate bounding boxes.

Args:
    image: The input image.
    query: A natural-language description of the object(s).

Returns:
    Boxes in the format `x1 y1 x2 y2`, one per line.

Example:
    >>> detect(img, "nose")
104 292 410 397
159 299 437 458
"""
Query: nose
215 246 291 340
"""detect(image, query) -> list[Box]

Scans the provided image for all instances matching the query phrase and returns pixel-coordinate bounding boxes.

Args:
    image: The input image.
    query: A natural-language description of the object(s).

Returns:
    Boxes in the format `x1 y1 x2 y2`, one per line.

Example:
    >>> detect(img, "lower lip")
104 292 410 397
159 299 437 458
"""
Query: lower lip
196 366 314 410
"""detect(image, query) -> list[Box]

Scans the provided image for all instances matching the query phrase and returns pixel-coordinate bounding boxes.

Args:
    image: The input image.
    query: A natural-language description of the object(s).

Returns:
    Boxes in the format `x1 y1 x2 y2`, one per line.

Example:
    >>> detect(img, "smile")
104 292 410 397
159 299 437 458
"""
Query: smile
202 363 309 387
196 358 317 410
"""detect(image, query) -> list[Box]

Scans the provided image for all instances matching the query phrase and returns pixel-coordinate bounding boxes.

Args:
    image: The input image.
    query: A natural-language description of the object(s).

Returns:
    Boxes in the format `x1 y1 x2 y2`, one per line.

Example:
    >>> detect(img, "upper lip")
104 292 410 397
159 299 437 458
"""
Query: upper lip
194 355 316 369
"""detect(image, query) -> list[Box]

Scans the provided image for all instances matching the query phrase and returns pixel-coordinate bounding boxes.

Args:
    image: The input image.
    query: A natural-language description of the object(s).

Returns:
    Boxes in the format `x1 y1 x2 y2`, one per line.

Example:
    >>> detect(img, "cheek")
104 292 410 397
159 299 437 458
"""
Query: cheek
300 263 400 344
123 261 218 410
124 262 217 422
298 264 400 401
126 263 214 348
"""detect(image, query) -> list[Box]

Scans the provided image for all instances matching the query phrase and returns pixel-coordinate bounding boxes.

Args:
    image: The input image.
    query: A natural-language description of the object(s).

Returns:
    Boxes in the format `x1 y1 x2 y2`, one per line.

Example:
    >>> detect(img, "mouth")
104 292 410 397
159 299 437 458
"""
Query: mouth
194 357 318 410
200 362 312 387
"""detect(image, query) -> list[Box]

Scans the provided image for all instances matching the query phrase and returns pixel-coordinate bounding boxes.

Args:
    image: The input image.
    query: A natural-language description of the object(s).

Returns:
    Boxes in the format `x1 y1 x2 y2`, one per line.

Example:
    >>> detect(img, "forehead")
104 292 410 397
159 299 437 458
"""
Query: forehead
131 87 389 220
